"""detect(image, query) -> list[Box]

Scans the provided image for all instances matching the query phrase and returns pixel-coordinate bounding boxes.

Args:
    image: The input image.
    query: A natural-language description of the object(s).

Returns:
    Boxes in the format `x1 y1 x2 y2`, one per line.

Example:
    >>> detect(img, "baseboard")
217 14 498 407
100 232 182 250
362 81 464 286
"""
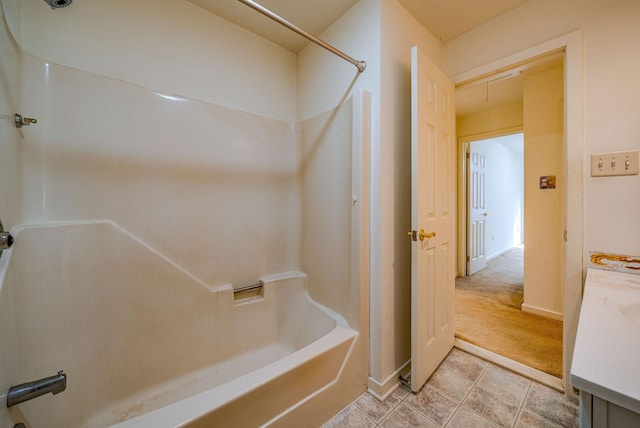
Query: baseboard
367 359 410 401
487 244 523 262
454 339 564 393
521 303 563 321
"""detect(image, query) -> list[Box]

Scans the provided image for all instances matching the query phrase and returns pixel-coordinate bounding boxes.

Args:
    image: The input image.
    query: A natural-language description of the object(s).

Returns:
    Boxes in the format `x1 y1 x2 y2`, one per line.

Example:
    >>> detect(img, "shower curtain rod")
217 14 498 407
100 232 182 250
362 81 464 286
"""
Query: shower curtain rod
237 0 366 73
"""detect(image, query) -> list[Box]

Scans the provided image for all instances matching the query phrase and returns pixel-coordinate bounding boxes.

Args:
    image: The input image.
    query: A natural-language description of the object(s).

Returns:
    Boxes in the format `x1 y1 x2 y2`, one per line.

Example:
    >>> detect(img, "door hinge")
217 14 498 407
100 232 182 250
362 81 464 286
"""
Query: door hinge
466 256 470 262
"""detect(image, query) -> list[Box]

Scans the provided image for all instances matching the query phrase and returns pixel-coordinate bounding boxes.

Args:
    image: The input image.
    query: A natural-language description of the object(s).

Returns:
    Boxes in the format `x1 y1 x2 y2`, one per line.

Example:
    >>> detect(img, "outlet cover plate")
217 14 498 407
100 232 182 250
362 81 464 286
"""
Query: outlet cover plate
591 150 639 177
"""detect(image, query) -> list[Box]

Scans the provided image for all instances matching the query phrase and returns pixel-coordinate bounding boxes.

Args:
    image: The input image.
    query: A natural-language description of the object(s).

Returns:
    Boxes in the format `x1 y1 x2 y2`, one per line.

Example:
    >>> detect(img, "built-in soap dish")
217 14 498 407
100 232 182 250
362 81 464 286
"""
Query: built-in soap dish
233 281 264 303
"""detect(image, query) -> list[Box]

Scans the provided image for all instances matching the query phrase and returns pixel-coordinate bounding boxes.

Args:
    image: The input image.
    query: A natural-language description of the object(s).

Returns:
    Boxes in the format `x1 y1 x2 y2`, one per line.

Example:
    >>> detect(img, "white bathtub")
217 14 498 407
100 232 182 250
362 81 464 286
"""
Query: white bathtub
0 222 357 427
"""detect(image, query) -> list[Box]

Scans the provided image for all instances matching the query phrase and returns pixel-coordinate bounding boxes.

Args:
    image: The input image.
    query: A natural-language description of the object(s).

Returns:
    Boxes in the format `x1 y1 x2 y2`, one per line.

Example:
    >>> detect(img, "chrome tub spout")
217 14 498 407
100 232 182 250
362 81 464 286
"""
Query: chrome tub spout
7 371 67 408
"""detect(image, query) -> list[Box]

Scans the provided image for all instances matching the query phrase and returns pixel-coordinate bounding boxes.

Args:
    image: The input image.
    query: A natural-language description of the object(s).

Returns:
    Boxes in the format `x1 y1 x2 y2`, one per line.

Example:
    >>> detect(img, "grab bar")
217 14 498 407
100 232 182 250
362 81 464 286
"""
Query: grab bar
233 281 264 294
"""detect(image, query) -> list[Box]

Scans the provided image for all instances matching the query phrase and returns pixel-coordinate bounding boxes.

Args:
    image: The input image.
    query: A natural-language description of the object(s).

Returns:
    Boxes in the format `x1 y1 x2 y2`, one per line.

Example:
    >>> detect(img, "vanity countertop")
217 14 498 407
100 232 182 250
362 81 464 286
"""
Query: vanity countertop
571 268 640 412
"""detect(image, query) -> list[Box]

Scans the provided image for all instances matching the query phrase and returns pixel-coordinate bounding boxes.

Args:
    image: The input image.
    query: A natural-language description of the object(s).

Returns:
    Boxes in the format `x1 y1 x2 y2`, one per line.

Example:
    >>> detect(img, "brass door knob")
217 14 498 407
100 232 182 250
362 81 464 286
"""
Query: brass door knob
419 230 436 241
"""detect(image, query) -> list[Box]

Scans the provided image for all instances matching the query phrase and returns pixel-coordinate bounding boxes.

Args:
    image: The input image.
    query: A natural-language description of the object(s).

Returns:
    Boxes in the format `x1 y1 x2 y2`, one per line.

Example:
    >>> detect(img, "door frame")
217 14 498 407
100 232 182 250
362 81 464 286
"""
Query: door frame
452 30 583 395
458 127 523 277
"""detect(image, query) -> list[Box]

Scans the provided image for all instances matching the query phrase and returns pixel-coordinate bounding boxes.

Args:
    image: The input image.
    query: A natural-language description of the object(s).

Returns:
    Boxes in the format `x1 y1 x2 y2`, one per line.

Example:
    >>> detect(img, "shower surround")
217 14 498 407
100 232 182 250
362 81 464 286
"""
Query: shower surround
0 1 370 426
0 222 358 427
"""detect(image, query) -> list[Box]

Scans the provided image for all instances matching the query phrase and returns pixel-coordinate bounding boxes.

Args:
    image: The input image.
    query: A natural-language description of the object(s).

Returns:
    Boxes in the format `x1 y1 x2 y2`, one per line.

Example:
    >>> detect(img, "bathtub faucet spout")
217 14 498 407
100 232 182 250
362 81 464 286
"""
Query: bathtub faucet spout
0 218 14 260
7 370 67 408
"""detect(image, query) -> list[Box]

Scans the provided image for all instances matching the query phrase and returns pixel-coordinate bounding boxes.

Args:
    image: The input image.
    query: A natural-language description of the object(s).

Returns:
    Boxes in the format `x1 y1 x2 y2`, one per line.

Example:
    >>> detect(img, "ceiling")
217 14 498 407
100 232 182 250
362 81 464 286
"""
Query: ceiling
188 0 533 52
397 0 532 43
187 0 359 53
456 74 524 117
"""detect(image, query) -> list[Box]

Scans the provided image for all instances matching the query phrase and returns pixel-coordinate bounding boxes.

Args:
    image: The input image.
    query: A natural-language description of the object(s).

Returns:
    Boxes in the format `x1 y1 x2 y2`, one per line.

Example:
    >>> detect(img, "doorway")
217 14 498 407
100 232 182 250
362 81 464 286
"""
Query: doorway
465 133 524 277
454 54 566 383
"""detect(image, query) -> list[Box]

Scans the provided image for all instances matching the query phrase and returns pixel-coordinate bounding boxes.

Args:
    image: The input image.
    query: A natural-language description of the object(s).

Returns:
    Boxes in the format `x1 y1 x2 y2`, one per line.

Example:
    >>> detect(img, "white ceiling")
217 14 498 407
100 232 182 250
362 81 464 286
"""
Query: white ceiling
188 0 533 52
397 0 532 43
456 74 524 117
187 0 359 53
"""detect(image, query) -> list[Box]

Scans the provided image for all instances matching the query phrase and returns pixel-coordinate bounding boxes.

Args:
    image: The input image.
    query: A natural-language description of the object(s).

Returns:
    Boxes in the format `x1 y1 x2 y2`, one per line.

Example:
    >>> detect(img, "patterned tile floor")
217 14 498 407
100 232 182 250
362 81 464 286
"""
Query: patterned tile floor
323 348 579 428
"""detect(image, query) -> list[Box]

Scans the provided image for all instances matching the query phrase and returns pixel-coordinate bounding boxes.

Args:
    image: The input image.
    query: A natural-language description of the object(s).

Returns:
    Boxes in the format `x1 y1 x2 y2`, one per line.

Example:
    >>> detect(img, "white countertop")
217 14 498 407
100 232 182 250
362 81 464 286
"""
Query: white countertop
571 268 640 413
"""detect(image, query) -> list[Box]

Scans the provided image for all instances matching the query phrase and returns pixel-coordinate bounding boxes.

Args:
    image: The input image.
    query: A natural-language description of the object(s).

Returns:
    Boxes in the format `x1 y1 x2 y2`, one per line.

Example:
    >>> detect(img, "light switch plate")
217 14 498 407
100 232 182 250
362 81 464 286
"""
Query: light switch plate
591 150 639 177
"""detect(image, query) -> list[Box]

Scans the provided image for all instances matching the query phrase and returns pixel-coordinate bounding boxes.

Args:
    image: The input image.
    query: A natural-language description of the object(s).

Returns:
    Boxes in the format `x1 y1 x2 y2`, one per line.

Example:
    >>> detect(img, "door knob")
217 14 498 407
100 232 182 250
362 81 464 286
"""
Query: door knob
483 212 488 216
419 230 436 241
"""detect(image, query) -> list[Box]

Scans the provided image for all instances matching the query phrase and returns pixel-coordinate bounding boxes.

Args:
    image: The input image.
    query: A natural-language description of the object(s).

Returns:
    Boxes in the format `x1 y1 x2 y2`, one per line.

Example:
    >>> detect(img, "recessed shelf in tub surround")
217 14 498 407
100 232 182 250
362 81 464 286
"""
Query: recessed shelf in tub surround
232 280 264 302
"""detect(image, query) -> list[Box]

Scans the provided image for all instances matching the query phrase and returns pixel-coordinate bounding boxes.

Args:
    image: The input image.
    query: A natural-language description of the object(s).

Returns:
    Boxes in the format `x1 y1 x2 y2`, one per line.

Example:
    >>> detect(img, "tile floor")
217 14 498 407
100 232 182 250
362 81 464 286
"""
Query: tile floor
323 348 578 428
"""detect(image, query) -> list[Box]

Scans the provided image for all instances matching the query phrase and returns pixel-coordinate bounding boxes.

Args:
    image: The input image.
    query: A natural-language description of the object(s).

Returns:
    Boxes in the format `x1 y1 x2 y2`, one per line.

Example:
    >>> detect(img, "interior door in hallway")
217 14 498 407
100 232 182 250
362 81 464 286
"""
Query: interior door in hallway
467 144 487 275
410 45 456 392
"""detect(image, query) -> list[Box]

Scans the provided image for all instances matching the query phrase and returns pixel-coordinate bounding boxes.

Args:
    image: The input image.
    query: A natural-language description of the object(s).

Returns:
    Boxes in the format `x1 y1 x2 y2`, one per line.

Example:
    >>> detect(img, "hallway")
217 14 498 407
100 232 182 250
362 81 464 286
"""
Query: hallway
455 247 563 377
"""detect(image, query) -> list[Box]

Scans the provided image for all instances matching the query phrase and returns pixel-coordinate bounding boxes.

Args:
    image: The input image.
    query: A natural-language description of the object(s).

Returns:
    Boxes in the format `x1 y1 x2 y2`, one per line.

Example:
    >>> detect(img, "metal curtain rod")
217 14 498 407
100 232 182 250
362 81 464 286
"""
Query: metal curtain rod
237 0 366 73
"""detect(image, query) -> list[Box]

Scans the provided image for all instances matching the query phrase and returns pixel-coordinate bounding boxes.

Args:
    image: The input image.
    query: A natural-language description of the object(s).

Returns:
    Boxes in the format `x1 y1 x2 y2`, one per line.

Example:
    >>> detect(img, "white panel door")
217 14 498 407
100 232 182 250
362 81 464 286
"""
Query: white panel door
410 46 456 392
468 145 487 275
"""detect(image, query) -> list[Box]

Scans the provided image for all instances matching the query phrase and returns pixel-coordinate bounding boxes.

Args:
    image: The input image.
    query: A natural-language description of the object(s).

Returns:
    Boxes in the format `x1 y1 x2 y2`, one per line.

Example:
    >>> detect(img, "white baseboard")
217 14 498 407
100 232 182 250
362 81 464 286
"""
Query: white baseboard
367 359 410 401
487 244 523 262
521 303 563 321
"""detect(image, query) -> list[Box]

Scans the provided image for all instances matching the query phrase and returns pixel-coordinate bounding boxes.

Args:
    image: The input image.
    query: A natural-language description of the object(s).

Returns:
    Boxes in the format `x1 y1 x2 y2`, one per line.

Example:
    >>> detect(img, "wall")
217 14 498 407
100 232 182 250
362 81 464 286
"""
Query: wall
377 0 442 397
0 4 21 229
456 102 523 276
3 0 371 424
444 0 640 259
9 0 296 121
457 102 523 138
0 8 22 427
3 0 302 288
297 0 379 122
296 0 378 406
523 65 564 318
297 0 443 397
444 0 640 388
300 102 354 323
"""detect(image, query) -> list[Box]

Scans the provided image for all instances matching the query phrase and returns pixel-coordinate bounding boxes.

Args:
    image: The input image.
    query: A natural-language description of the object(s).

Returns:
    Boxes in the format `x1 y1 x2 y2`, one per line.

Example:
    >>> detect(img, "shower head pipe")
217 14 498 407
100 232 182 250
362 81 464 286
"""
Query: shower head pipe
43 0 72 10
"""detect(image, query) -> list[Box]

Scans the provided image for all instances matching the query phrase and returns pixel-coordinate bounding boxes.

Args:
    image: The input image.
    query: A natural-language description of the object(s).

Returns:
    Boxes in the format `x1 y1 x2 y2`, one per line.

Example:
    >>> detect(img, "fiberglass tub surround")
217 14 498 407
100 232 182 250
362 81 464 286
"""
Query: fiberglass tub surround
0 222 357 427
0 48 369 428
1 0 371 425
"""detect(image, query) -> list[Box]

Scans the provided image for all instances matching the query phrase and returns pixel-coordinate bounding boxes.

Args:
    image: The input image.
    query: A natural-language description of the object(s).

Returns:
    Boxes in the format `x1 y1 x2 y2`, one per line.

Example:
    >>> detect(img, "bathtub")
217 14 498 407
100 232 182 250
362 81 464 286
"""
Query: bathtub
0 222 357 427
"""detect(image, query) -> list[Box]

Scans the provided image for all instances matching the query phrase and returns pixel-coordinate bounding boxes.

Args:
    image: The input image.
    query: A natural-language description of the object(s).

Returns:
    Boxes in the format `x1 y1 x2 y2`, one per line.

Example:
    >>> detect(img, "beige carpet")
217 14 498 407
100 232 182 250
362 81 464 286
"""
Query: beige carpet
455 247 563 378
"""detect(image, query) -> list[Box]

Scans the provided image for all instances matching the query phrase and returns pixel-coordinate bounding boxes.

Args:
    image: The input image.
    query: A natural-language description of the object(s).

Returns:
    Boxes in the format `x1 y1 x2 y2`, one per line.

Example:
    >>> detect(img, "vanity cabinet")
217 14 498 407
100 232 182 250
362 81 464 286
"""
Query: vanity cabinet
580 391 640 428
571 269 640 428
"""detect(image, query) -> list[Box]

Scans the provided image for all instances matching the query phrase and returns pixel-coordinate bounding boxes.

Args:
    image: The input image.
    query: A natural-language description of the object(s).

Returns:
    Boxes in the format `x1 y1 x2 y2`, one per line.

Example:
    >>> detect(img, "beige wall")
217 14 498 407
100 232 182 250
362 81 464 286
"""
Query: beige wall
4 0 372 423
8 0 296 121
456 103 523 275
457 102 523 138
0 4 22 229
444 0 640 259
444 0 640 387
298 0 444 397
366 0 442 397
522 65 564 318
296 0 380 122
296 0 380 416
